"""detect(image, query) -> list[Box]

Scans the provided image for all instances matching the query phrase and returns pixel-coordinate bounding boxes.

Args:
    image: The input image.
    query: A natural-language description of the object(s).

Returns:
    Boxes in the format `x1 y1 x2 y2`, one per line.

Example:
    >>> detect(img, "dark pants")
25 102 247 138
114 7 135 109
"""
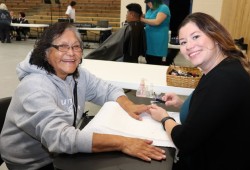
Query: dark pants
6 162 55 170
0 22 11 43
163 49 180 66
10 26 16 37
123 54 139 63
37 163 54 170
146 49 180 66
16 27 30 41
145 54 163 65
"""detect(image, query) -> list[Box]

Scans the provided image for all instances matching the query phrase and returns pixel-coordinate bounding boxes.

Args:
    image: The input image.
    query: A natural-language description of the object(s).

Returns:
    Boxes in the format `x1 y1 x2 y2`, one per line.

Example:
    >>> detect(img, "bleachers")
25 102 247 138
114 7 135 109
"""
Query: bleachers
5 0 121 41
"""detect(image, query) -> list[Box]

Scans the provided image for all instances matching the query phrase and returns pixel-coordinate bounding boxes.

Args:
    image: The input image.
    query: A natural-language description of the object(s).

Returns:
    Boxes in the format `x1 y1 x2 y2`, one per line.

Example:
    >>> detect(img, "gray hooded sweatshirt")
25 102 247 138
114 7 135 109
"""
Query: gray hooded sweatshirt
0 52 125 169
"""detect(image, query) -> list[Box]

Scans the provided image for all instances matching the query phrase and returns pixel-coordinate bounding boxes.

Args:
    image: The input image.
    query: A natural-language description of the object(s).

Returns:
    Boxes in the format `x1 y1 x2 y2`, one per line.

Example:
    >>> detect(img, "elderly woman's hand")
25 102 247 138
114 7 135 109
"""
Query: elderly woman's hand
92 134 166 162
120 136 166 162
124 103 150 120
116 95 150 120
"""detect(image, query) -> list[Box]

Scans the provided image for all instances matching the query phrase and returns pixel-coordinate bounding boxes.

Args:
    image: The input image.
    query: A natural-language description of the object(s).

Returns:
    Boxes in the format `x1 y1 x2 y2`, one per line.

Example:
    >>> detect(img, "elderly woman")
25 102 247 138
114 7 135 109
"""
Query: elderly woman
0 22 166 170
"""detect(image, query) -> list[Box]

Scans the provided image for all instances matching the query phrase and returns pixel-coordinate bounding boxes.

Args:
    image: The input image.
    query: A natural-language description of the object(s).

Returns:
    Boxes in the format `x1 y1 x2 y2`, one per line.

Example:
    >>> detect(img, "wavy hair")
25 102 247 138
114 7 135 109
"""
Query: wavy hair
178 12 250 76
30 22 83 78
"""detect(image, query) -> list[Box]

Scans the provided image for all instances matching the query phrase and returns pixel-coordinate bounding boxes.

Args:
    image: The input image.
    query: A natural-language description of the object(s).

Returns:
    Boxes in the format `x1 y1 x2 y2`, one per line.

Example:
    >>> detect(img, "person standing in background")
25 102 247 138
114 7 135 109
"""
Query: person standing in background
141 0 171 65
65 1 76 22
0 3 11 43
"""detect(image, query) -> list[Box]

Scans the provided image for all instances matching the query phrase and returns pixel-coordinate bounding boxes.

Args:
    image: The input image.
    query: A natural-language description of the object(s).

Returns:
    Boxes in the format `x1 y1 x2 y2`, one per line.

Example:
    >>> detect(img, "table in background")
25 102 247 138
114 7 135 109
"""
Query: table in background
77 27 112 45
53 92 177 170
77 27 112 32
10 23 49 39
81 59 194 96
168 43 180 49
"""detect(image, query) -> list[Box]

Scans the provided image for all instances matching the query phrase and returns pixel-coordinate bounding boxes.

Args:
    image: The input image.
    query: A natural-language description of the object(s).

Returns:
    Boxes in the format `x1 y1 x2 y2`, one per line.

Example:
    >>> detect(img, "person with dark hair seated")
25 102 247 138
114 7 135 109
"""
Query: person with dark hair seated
85 3 146 63
9 10 18 39
15 11 30 41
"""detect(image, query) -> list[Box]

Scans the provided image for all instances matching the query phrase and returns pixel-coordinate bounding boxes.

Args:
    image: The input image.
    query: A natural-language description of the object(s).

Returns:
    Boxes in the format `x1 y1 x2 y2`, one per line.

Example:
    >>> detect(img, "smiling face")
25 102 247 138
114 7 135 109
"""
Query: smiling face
47 29 83 80
178 22 224 74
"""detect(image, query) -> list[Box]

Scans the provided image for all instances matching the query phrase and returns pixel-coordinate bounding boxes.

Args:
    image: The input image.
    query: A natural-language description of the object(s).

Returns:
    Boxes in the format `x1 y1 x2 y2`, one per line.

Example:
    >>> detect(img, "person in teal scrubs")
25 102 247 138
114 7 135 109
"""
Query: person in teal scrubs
141 0 171 65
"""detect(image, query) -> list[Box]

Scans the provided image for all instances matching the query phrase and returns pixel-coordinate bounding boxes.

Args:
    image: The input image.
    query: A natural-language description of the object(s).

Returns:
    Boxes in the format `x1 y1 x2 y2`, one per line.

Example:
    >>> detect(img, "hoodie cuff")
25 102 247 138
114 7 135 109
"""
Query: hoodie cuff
76 128 93 153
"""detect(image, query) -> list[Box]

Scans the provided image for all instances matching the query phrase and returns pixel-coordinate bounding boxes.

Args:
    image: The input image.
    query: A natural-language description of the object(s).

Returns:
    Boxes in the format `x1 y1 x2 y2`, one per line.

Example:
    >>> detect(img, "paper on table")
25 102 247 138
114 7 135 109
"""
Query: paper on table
83 101 180 148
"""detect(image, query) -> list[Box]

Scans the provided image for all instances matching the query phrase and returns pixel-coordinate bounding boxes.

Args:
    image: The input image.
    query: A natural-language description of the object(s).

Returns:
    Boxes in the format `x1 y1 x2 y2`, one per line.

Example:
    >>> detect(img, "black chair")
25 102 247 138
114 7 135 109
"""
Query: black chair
0 96 12 165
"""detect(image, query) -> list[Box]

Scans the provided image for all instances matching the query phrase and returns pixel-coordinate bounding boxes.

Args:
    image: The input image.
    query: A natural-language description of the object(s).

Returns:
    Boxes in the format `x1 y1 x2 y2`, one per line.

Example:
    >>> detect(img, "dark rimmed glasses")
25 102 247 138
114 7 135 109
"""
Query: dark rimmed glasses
51 44 83 52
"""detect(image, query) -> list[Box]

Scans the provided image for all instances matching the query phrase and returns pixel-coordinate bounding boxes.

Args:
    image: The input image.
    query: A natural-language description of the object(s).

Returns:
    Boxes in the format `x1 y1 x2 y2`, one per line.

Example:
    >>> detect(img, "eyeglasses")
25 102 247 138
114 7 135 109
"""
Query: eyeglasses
51 44 83 52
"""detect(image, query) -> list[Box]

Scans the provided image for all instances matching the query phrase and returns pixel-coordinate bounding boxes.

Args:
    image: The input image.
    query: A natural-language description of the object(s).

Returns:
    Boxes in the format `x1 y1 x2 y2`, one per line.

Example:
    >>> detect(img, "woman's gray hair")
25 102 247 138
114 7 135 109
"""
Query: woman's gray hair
30 22 83 78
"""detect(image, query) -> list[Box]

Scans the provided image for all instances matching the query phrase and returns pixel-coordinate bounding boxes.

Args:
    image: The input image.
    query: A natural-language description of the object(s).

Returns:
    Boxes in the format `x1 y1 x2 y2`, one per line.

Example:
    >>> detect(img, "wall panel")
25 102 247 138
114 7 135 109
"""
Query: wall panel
220 0 250 56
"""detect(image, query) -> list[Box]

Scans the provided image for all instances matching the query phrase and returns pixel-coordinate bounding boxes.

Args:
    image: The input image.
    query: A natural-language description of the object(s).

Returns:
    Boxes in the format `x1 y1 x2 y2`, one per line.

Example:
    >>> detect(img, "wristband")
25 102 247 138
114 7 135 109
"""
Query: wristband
161 116 176 130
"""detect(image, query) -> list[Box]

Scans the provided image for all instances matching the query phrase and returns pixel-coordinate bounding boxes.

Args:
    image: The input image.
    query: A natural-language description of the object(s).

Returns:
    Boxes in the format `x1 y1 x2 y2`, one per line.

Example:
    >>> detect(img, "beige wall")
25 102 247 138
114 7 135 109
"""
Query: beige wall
192 0 223 21
220 0 250 56
193 0 249 56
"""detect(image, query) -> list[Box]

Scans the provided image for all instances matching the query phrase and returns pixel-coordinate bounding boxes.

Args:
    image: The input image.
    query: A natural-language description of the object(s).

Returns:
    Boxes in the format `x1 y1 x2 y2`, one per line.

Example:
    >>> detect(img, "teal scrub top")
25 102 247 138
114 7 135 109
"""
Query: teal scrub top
145 4 171 57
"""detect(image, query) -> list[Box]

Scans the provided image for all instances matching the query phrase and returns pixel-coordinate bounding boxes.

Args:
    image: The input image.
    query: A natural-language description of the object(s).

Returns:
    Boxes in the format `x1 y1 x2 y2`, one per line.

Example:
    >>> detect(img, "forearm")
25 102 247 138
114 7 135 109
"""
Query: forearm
141 18 160 26
163 119 178 138
92 133 166 161
116 95 149 120
141 13 167 26
92 133 124 152
116 95 134 111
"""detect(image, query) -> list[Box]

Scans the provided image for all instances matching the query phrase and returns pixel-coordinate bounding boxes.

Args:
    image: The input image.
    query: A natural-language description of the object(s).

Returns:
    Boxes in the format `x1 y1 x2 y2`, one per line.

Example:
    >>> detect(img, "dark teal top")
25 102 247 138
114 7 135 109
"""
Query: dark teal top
179 93 192 123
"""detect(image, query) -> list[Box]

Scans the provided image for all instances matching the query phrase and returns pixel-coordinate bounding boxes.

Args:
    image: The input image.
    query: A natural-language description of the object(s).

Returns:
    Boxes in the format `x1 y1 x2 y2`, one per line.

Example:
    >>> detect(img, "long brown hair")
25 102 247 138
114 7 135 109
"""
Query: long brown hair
178 12 250 76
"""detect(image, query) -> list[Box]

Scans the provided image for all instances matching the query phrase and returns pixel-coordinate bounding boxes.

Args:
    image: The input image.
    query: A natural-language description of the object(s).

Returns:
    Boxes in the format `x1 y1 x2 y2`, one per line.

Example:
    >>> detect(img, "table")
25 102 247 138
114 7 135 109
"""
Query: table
81 59 194 96
53 92 177 170
77 27 112 31
10 23 49 39
54 147 175 170
168 43 180 49
77 27 112 47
